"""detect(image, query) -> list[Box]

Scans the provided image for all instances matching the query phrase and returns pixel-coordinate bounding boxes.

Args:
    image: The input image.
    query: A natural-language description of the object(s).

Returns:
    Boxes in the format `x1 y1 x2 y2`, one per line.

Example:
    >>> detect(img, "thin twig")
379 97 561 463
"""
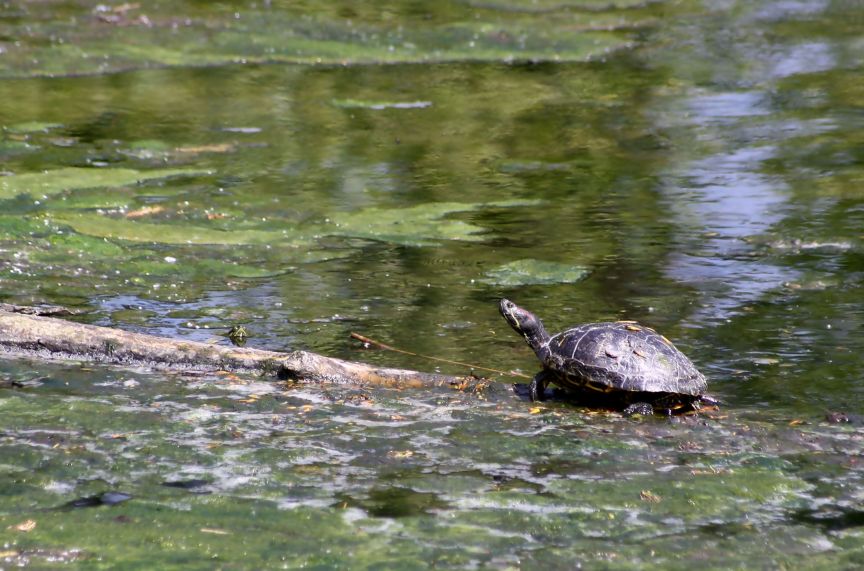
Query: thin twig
350 332 531 379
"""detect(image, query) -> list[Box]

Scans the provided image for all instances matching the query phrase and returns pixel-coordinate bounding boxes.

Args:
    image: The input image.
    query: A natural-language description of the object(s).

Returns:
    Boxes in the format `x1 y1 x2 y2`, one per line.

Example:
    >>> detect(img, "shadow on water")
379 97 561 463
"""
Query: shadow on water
336 487 449 518
791 508 864 532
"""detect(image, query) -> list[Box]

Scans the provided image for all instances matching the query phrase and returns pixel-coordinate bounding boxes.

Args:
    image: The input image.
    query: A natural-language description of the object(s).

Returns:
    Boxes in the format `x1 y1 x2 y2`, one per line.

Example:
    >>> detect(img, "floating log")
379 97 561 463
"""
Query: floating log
0 306 496 394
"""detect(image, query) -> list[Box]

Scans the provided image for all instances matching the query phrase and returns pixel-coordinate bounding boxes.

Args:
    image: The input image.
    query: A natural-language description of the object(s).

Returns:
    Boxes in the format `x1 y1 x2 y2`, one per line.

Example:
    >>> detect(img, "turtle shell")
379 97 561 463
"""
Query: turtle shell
542 322 707 396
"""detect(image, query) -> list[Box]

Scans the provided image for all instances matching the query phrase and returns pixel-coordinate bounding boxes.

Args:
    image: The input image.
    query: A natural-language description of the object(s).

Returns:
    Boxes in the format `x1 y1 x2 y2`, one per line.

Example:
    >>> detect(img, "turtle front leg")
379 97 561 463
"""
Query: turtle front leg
529 370 549 402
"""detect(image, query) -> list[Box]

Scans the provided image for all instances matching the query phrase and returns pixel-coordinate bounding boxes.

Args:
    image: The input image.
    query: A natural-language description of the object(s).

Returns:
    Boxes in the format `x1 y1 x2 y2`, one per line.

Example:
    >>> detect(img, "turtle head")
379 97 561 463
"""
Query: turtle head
499 299 550 350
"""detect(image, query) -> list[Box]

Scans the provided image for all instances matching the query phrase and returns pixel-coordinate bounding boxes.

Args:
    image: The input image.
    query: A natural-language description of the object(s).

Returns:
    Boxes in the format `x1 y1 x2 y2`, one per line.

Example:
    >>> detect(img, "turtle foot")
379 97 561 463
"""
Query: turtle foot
623 402 655 417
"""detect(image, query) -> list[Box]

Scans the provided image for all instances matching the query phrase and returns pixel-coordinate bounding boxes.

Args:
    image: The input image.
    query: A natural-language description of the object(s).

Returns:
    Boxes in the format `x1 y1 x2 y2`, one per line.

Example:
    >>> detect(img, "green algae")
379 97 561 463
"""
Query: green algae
482 259 591 286
4 121 63 134
48 212 295 246
46 200 538 247
0 1 646 79
323 200 539 246
0 167 205 200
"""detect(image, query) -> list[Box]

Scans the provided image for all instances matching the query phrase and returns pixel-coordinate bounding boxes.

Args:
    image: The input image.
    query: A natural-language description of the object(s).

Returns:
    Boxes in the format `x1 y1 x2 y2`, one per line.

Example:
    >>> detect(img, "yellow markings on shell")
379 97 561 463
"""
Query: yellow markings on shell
625 324 642 332
585 380 614 393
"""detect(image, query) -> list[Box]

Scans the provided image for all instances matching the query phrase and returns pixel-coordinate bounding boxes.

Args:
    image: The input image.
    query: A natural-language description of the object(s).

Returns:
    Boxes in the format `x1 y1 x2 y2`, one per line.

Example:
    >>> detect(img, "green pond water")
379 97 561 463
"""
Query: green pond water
2 0 864 568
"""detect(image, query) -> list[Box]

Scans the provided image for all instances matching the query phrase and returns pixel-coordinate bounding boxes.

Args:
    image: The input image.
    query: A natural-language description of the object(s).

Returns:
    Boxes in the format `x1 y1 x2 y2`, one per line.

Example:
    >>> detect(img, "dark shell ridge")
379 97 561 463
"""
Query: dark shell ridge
539 322 706 396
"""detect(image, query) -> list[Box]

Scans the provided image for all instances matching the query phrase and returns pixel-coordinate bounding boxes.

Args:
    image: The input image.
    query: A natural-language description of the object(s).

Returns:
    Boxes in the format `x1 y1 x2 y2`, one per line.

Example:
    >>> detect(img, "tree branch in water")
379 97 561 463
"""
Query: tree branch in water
0 308 497 394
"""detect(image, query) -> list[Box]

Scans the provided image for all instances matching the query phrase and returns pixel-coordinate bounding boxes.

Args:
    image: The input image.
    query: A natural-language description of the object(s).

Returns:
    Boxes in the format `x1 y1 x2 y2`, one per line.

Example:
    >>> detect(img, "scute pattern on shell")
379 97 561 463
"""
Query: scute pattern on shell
540 322 707 395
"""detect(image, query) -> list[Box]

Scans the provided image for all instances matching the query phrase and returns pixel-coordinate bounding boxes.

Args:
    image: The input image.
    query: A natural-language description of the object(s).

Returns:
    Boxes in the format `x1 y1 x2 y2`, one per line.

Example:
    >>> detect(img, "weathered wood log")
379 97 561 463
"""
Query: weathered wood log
0 308 497 394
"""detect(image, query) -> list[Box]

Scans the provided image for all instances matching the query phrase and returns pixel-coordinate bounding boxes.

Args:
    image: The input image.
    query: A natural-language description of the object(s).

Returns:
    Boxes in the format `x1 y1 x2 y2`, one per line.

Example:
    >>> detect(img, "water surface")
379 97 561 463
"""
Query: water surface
2 0 864 568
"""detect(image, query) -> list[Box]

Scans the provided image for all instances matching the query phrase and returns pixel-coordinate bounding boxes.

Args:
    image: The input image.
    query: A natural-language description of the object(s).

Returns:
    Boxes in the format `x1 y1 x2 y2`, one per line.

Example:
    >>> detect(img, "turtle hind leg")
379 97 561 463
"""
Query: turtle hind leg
622 402 655 417
623 394 701 417
528 370 550 402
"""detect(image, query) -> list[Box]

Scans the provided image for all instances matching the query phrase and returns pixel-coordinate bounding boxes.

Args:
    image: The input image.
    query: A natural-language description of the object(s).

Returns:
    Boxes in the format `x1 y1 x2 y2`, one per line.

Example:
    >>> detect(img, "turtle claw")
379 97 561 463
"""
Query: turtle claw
528 379 542 402
528 372 547 402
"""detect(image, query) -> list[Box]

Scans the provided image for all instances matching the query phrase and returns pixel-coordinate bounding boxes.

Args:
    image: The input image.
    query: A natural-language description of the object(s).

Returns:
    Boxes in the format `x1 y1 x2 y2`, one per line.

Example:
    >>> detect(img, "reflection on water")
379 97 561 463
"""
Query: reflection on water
664 139 798 321
687 92 770 121
765 41 836 79
753 0 830 20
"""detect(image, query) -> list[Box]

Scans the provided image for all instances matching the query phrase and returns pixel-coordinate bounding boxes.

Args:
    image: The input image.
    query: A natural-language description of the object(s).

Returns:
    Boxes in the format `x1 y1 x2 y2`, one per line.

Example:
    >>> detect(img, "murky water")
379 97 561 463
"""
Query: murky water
2 0 864 568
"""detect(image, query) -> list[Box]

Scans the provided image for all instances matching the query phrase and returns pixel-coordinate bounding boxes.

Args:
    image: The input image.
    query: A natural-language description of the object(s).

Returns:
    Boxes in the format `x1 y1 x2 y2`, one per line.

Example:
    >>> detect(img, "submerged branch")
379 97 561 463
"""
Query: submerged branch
0 309 497 394
350 331 531 379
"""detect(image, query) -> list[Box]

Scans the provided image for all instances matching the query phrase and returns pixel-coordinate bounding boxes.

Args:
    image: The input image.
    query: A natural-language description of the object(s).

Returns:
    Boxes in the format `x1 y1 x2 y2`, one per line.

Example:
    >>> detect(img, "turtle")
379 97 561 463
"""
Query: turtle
499 298 716 415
